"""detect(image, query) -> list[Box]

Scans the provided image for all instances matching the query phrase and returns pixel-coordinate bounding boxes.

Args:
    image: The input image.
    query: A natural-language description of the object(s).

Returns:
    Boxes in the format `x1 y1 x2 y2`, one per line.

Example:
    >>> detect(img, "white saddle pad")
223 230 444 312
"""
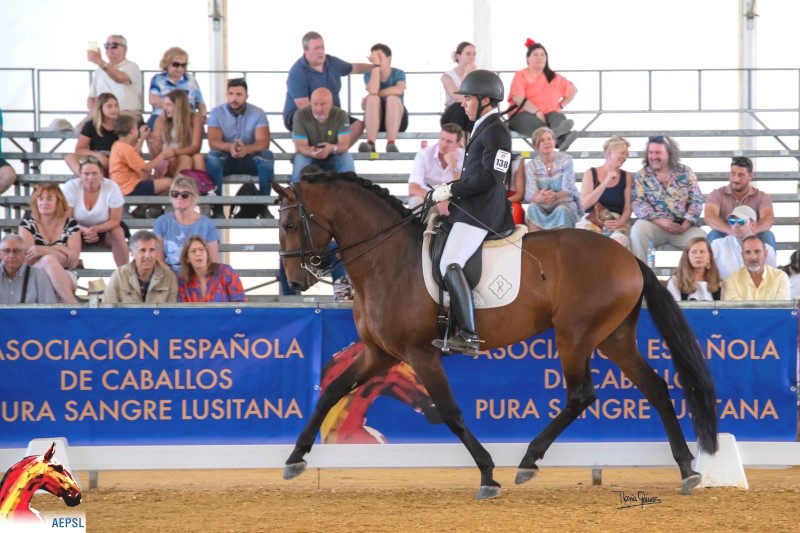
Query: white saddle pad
422 217 526 309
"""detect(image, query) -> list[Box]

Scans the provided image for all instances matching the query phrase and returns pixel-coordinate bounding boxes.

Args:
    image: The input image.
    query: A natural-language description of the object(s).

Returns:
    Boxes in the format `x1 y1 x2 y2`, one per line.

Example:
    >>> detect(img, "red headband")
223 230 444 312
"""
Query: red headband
525 38 537 48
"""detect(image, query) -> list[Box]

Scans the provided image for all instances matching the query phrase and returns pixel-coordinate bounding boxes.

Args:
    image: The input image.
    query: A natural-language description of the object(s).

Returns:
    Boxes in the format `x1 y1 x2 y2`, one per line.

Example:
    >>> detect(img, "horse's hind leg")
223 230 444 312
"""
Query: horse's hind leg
599 329 700 494
284 345 396 480
410 357 501 500
516 354 596 484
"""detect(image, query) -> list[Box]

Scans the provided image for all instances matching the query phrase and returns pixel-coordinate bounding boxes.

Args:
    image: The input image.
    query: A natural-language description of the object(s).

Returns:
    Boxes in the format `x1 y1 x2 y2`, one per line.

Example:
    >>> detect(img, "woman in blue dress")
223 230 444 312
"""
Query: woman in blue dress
520 126 581 231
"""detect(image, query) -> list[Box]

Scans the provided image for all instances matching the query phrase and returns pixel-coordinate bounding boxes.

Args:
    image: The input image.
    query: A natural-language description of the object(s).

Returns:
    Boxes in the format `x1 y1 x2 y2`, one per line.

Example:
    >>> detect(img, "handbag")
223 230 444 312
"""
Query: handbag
586 201 615 228
178 169 215 195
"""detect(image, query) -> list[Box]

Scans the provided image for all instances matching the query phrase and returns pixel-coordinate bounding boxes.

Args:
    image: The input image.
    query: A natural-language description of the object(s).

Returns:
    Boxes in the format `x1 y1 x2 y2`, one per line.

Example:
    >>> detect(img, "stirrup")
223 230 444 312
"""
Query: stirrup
432 332 484 356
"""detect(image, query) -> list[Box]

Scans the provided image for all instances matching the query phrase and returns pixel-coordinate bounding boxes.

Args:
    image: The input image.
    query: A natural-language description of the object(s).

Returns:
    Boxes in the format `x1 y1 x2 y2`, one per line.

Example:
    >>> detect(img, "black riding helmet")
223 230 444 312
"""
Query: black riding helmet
454 69 504 103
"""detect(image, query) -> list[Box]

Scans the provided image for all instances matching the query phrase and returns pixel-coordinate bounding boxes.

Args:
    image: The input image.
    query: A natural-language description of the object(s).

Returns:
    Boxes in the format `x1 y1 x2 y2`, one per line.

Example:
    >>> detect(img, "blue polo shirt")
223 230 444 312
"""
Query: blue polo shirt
283 54 353 124
207 102 269 145
363 68 406 103
148 72 205 117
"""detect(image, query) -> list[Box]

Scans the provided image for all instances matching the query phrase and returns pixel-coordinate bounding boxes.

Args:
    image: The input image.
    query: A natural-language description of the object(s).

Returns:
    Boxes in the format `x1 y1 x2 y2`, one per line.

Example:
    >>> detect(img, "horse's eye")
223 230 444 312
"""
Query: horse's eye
283 223 296 231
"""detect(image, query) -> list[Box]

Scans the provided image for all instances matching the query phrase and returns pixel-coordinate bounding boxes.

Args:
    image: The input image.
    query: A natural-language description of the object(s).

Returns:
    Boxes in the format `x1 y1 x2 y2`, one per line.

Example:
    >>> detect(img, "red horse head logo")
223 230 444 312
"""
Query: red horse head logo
0 442 82 523
320 341 442 443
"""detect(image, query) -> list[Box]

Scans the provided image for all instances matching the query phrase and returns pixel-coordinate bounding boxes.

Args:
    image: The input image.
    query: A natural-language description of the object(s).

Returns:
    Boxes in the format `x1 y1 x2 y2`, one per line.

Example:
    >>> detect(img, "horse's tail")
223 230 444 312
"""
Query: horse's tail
637 259 719 454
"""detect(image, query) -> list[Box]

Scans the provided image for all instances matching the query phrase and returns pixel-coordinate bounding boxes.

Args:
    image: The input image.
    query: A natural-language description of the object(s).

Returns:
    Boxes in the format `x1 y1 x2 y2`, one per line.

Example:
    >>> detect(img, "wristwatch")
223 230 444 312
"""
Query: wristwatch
333 145 338 154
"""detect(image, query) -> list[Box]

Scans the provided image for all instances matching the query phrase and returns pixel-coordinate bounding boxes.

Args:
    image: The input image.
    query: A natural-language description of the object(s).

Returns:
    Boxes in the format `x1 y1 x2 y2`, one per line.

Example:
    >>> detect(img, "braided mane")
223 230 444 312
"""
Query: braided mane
300 171 418 223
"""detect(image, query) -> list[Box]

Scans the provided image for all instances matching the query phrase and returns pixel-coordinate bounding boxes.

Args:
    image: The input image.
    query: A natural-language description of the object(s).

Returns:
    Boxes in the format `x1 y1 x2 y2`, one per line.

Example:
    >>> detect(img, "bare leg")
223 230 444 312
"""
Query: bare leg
152 178 174 195
383 95 404 142
32 256 77 304
63 154 81 177
526 221 542 232
0 166 17 194
348 120 365 149
364 94 381 145
104 227 130 267
191 153 206 171
173 155 193 176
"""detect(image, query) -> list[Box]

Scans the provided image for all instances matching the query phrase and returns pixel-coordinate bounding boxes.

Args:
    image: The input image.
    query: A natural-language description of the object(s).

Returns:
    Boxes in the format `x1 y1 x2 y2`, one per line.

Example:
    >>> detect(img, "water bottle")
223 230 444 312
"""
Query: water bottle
646 241 656 269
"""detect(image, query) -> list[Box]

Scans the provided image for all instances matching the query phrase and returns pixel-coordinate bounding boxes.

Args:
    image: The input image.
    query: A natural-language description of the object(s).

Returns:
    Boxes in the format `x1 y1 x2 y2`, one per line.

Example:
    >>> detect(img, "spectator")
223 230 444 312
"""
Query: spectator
147 47 207 128
149 89 205 177
440 41 476 134
65 93 120 176
109 114 174 218
711 205 777 279
177 236 246 303
283 31 370 146
506 154 526 225
359 43 408 154
0 233 57 304
704 156 777 250
86 35 143 123
18 184 81 304
206 78 274 218
0 158 16 195
667 237 723 301
507 39 578 150
519 127 581 232
153 176 219 275
630 135 706 262
104 230 178 303
724 235 790 301
61 156 129 267
575 135 633 248
407 123 464 210
291 87 355 182
779 250 800 300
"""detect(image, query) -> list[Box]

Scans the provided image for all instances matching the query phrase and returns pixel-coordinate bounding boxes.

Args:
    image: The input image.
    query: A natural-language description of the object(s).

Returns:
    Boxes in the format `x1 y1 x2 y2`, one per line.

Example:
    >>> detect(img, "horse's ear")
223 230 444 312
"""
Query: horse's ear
271 181 295 202
43 442 56 461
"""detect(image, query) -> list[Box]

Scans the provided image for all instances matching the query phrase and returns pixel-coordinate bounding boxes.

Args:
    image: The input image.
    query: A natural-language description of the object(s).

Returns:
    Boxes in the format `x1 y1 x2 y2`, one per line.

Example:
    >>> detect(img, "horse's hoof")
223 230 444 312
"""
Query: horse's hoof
681 473 702 495
515 466 539 485
283 461 307 480
476 484 502 500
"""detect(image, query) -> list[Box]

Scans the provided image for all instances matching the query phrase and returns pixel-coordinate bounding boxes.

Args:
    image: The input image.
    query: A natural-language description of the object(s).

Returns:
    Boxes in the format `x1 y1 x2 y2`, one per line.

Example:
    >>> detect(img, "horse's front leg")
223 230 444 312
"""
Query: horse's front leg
284 344 397 479
410 355 500 500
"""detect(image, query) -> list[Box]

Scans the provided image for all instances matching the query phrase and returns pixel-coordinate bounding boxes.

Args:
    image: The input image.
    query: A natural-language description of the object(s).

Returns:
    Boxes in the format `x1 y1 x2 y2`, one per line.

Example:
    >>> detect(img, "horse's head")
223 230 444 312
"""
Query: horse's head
272 180 334 292
0 443 81 522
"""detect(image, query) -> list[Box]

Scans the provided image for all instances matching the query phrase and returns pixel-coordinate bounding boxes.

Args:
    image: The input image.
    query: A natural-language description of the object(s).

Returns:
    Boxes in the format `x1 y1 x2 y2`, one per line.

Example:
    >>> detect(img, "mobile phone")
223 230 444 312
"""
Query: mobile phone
672 216 685 224
315 143 325 148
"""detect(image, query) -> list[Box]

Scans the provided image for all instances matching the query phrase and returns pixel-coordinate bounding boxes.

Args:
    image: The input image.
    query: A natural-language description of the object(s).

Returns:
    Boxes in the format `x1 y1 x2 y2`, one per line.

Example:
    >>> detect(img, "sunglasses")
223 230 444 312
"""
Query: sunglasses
104 42 124 49
79 155 101 165
171 62 188 69
731 157 753 171
727 216 747 226
170 191 193 199
648 135 670 147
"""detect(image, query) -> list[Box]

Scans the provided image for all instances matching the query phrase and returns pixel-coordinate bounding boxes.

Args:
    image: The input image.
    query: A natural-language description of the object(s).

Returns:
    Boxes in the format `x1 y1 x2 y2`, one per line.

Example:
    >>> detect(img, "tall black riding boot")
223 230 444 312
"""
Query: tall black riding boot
432 263 483 356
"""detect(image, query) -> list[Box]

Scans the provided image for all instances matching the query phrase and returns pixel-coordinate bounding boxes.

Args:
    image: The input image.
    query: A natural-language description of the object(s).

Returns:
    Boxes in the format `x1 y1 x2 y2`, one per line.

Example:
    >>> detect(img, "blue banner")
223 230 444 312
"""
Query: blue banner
0 307 796 448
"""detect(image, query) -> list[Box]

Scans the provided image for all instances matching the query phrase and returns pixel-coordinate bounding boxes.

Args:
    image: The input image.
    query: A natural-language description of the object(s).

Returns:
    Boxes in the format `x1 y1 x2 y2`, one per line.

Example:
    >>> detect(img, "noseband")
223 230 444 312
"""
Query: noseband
278 183 331 279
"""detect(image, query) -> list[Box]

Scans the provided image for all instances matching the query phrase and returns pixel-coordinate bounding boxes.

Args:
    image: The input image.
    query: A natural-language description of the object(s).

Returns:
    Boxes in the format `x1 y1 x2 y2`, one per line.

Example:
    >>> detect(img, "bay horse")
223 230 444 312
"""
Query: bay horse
0 442 82 523
272 172 718 500
320 341 441 444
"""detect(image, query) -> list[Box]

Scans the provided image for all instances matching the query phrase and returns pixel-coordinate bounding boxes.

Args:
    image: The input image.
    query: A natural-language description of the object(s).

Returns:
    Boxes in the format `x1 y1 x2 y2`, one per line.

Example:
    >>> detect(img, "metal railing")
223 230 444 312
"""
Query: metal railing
3 66 800 134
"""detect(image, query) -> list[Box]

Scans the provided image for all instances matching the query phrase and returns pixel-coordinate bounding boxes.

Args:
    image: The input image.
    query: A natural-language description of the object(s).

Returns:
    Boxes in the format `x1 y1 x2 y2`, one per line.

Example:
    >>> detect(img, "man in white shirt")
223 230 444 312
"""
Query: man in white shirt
86 35 143 121
407 123 465 211
711 205 776 279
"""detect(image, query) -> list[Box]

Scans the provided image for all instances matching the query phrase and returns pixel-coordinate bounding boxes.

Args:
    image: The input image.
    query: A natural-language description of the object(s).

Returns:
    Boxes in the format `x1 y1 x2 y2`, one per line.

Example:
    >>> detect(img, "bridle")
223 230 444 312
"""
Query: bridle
278 182 427 280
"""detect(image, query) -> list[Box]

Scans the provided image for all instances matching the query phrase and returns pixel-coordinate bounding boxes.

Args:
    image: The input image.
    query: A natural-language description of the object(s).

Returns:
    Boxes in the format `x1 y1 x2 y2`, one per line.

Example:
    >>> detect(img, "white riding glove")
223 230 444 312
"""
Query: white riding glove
431 184 452 203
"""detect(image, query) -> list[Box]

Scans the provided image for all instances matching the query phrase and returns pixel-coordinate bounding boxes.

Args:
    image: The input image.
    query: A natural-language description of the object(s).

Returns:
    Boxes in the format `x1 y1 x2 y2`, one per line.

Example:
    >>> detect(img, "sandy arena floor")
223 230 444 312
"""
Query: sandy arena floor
31 465 800 533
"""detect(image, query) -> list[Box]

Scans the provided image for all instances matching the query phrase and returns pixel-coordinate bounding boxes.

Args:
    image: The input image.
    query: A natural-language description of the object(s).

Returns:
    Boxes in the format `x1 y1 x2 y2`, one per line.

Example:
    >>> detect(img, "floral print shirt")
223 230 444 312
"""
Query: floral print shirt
632 164 703 225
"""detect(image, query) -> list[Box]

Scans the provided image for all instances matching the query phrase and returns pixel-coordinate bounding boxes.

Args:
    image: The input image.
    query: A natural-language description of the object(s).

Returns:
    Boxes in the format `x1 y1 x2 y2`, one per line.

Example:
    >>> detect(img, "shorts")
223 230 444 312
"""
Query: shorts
128 180 156 196
378 103 409 133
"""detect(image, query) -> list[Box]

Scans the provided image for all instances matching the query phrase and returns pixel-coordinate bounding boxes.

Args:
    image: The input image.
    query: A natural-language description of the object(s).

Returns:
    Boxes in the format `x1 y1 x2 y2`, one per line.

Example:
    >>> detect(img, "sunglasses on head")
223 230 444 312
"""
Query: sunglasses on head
78 155 101 166
171 62 188 69
170 191 193 199
727 216 747 226
648 135 670 147
104 42 124 50
731 156 753 171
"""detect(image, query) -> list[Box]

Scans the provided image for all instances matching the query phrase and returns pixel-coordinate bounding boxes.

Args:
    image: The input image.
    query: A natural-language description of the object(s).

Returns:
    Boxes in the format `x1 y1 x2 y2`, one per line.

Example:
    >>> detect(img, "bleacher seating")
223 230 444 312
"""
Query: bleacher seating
2 80 799 299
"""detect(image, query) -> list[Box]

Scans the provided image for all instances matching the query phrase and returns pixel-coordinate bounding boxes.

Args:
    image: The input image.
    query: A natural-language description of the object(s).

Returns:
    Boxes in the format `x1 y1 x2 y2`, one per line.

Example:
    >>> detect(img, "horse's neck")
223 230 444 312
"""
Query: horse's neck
0 466 42 515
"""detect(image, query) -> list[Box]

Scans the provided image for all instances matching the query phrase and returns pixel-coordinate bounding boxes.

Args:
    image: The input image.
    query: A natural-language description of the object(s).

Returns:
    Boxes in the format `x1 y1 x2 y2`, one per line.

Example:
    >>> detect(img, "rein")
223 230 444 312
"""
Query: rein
278 183 428 280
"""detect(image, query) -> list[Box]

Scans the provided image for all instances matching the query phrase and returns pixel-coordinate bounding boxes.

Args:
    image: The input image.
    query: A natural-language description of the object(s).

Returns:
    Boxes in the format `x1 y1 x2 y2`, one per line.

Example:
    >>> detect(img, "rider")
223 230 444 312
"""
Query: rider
430 70 516 355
